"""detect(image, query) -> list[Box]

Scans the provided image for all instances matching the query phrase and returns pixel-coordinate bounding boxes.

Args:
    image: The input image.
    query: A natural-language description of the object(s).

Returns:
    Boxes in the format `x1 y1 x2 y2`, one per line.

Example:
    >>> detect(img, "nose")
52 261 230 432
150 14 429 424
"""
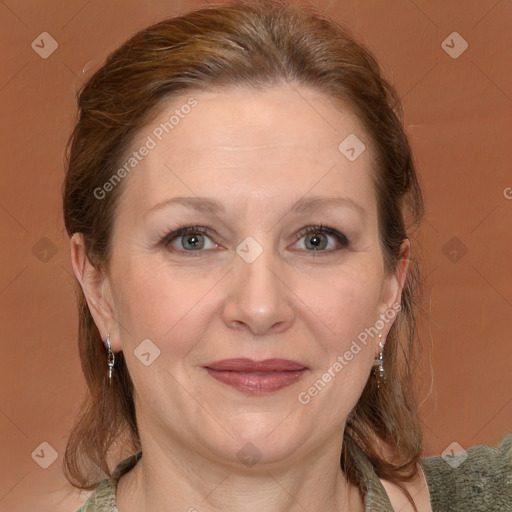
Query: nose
222 245 295 336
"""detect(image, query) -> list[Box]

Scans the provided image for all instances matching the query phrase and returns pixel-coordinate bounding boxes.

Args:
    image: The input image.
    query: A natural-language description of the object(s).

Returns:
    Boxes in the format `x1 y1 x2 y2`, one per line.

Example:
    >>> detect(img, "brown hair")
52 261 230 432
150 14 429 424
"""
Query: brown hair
62 0 425 508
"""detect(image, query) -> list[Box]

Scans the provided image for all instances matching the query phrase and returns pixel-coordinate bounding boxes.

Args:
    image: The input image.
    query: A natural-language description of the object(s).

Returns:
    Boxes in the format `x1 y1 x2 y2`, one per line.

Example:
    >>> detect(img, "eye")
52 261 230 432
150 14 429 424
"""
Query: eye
161 226 221 254
293 224 349 253
159 224 349 256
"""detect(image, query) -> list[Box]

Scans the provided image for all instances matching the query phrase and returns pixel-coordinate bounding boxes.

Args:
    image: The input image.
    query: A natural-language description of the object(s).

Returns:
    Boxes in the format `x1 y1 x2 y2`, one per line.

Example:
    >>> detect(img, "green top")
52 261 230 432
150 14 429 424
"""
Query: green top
76 431 512 511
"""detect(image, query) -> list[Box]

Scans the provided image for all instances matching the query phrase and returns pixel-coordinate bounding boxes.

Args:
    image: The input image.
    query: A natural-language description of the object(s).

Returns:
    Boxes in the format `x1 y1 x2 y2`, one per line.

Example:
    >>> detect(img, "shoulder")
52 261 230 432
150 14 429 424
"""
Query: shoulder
420 431 512 511
74 451 140 512
379 465 432 512
74 479 117 512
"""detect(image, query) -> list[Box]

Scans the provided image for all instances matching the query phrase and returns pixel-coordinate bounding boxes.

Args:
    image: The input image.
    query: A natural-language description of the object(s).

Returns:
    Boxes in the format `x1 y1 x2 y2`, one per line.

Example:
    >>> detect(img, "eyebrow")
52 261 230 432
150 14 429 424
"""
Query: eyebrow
145 195 365 218
146 197 221 218
290 196 366 217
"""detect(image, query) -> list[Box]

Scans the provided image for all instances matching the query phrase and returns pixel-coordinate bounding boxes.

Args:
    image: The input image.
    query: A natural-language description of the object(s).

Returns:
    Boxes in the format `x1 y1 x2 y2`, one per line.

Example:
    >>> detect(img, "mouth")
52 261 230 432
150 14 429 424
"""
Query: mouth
203 358 308 394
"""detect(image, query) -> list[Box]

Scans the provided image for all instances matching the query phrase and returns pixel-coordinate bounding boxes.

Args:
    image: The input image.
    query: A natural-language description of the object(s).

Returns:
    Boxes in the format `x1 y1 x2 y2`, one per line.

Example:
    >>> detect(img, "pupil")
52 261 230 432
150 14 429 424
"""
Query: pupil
307 233 326 250
183 234 204 250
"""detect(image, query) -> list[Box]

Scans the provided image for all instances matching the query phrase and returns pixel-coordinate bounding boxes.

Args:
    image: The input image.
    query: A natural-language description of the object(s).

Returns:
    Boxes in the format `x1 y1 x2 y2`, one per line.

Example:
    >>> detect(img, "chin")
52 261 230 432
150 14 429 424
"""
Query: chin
221 419 306 464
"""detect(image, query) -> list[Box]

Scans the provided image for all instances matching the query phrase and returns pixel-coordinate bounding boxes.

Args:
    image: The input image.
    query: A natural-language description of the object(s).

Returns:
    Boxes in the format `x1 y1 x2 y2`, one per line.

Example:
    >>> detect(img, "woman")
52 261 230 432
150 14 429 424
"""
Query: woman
62 1 511 511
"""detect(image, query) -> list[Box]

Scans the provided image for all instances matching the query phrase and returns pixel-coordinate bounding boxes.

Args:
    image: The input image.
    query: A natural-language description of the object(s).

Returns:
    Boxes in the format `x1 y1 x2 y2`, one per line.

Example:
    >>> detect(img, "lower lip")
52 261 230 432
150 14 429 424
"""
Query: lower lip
204 368 308 394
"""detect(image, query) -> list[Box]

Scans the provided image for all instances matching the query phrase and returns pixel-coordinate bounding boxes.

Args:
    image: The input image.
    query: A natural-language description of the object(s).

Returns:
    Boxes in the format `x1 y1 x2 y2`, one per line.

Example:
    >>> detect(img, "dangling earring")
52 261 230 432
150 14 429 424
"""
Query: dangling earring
104 334 115 384
372 333 386 388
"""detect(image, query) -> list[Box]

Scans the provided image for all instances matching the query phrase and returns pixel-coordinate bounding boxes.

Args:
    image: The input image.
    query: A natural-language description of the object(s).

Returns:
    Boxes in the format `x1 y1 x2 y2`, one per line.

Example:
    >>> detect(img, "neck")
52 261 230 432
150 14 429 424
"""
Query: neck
116 433 365 512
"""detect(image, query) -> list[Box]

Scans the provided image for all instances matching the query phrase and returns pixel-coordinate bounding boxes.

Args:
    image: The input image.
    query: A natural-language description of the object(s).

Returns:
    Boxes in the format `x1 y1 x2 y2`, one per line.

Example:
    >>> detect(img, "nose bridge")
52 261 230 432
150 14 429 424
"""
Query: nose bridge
235 234 282 301
223 234 294 333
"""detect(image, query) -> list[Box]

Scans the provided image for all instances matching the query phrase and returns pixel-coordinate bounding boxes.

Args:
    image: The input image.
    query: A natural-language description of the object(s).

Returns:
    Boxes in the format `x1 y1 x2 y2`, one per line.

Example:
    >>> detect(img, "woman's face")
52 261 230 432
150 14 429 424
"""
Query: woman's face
79 84 407 468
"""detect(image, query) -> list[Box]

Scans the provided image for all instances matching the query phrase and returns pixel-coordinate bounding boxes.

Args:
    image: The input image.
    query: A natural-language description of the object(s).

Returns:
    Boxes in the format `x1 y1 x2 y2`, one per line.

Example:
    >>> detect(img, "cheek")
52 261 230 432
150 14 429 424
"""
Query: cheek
294 267 382 423
301 260 384 346
112 256 222 351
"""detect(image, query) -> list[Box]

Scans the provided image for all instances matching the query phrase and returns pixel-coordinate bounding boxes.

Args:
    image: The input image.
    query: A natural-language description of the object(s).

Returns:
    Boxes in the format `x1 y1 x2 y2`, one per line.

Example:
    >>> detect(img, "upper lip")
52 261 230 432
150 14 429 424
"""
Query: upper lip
204 358 307 372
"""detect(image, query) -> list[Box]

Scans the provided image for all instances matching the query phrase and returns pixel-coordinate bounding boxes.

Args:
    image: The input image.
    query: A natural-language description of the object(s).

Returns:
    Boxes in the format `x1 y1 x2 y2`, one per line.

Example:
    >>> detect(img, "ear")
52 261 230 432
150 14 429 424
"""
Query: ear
377 238 410 340
70 233 122 351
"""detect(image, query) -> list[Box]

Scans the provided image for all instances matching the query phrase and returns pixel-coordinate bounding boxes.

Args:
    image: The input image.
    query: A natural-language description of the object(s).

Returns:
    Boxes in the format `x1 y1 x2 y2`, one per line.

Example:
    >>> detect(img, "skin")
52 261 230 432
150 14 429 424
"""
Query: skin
71 83 430 511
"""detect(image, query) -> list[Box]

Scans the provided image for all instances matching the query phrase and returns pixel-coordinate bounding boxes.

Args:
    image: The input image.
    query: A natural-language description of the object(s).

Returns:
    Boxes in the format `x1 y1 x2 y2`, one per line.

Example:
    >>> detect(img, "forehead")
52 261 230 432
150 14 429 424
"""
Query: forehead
115 84 376 218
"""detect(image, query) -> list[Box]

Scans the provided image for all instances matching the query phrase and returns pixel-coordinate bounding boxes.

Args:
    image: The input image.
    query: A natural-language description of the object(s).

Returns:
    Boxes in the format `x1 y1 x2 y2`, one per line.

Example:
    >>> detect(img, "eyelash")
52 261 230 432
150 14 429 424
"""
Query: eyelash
296 224 349 252
160 224 350 256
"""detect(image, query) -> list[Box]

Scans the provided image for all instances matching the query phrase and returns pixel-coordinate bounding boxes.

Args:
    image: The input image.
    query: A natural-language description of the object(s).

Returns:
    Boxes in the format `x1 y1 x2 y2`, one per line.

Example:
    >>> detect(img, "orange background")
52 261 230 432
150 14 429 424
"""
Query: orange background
0 0 510 510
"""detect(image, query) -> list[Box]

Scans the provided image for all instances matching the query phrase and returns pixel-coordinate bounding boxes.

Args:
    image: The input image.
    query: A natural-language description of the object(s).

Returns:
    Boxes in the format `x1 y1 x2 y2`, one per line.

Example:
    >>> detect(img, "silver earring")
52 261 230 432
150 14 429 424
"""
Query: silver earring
104 334 115 384
372 334 386 388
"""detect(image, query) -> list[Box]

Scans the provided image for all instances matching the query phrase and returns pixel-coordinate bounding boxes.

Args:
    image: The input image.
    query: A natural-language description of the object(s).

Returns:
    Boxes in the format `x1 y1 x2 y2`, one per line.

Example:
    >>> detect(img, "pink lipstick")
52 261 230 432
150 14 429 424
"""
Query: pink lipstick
204 358 308 394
